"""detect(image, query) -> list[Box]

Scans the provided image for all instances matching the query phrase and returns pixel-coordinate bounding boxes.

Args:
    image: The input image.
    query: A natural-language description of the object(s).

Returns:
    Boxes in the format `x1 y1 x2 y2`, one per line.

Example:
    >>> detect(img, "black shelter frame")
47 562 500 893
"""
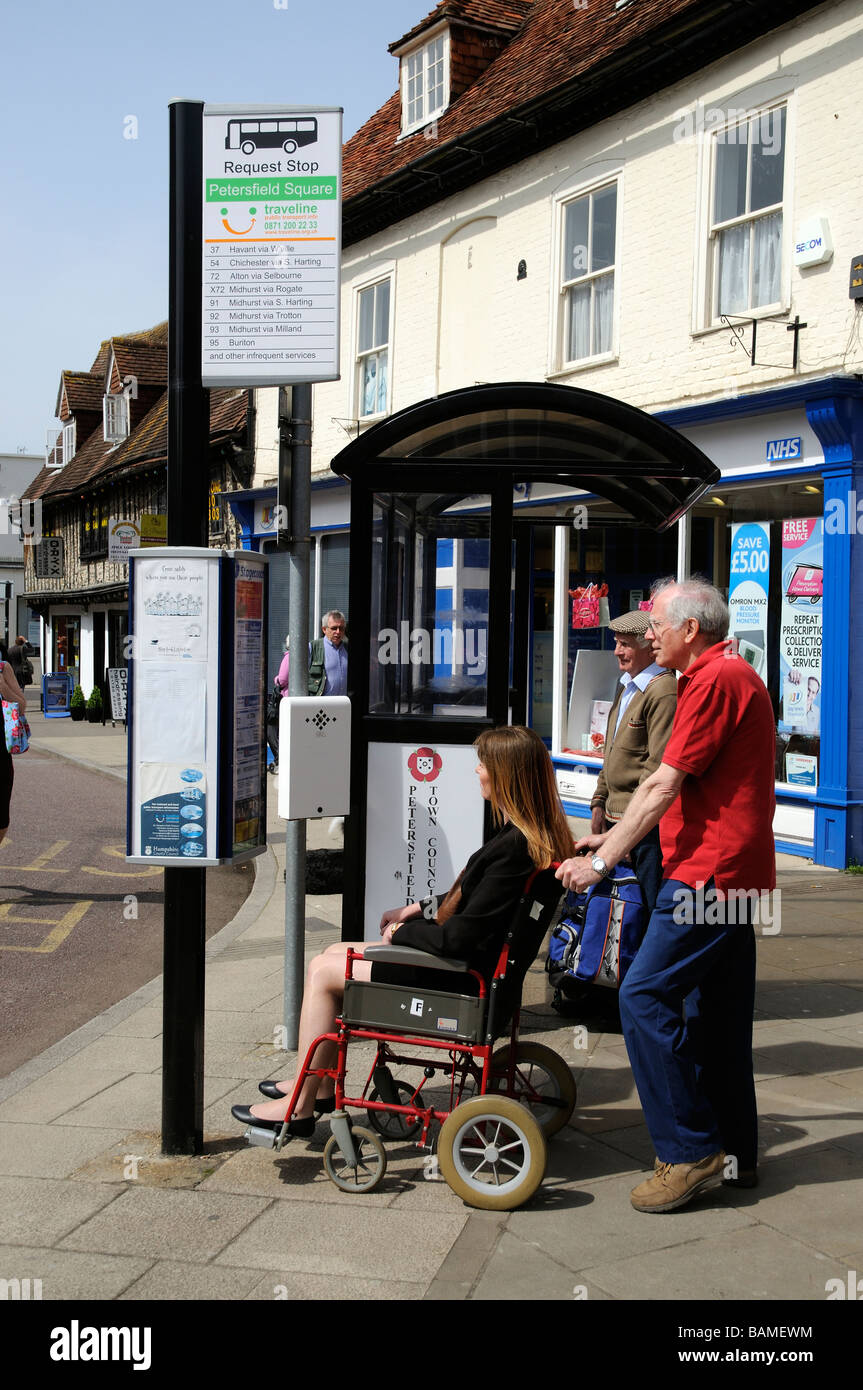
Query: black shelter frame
331 382 720 939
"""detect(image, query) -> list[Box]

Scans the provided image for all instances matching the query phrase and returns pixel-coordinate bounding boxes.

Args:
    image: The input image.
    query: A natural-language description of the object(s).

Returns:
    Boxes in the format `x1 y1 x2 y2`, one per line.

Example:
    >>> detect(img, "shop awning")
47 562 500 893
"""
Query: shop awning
332 382 721 529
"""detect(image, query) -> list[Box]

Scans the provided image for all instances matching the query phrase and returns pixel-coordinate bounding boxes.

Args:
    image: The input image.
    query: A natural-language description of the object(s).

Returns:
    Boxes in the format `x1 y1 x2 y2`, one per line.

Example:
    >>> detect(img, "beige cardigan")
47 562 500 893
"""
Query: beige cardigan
590 670 678 822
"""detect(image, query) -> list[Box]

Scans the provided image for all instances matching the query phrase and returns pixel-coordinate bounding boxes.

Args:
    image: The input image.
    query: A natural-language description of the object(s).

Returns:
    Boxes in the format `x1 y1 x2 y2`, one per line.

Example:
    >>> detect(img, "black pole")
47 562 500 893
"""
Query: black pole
163 99 209 1154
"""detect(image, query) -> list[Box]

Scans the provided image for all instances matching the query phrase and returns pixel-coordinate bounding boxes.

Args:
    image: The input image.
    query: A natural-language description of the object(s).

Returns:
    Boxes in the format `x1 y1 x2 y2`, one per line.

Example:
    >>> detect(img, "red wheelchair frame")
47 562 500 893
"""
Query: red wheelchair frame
244 865 577 1210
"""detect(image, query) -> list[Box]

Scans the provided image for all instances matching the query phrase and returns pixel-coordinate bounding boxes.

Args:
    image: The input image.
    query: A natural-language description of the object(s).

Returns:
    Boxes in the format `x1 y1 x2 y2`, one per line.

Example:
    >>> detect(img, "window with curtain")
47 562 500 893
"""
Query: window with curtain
709 105 786 320
560 182 618 365
356 278 391 419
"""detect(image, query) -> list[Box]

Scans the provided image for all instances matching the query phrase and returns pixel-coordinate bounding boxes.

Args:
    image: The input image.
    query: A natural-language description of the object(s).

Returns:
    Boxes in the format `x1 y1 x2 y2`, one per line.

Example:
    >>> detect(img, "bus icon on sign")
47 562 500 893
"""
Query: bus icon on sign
225 116 318 156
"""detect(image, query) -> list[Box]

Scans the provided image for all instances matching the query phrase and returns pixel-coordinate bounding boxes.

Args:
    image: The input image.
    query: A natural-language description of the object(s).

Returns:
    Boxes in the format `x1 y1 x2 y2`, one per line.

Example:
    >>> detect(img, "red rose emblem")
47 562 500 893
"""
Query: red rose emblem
407 746 442 782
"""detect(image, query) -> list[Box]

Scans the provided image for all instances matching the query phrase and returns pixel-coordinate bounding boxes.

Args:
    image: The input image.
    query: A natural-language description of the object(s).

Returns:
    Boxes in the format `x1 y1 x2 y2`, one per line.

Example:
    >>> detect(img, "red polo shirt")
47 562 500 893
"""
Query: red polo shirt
660 642 776 892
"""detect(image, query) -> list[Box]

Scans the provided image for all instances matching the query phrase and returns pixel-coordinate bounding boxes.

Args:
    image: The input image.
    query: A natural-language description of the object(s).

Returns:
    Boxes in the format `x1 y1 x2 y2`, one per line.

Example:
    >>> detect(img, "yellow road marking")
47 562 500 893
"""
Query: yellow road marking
81 844 161 878
6 839 71 873
0 900 92 953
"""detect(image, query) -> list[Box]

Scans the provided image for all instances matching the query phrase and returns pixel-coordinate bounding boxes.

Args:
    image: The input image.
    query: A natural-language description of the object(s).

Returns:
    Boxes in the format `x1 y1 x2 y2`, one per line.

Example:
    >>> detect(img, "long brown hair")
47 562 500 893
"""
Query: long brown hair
474 725 574 869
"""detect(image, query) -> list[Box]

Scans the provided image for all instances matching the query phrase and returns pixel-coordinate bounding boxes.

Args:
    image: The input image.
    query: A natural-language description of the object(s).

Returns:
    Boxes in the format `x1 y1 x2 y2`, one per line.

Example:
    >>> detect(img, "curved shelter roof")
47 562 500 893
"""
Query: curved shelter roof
331 382 720 530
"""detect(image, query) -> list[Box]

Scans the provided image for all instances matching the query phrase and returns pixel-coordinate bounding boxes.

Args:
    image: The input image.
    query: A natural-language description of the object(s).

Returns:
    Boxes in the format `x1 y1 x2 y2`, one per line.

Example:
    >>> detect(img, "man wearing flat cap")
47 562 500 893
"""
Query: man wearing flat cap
589 609 676 910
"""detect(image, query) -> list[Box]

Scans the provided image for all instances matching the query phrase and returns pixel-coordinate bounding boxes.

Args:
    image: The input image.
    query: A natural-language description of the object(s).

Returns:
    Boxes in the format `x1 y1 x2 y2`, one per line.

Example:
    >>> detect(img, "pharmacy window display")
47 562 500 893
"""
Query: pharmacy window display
714 481 823 790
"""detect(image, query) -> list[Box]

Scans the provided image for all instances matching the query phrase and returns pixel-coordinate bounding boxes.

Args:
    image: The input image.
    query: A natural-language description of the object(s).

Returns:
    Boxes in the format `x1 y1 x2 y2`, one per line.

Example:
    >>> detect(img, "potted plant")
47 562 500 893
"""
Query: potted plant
70 685 86 721
86 687 103 723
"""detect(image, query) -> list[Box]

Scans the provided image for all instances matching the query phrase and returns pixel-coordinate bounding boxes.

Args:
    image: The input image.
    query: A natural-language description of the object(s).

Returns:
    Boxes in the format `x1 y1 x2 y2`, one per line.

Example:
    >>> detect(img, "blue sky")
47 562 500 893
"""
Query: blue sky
0 0 416 455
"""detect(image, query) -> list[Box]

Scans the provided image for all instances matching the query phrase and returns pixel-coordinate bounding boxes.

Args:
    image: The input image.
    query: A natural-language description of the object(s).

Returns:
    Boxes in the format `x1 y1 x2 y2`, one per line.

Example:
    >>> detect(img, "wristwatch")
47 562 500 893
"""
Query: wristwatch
591 855 611 880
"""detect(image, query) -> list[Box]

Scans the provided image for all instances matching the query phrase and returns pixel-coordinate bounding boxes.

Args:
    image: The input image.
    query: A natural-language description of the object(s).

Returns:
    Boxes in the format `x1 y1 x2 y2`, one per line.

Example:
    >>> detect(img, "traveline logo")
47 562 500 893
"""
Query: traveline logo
766 437 801 461
50 1321 151 1371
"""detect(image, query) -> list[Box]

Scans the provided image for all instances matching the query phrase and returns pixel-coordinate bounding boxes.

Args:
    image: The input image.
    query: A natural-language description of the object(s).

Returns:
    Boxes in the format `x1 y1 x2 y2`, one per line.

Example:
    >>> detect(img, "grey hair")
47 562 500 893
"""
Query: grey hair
651 576 729 642
323 610 346 626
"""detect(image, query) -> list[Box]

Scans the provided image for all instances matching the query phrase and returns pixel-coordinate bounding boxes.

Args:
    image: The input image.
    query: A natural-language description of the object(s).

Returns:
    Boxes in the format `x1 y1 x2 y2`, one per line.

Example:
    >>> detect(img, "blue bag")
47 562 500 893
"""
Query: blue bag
546 866 647 994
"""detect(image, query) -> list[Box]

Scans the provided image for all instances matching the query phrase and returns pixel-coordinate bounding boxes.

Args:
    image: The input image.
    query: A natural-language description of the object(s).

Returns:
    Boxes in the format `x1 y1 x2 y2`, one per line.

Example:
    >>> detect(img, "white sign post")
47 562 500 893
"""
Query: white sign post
363 742 486 940
201 104 342 387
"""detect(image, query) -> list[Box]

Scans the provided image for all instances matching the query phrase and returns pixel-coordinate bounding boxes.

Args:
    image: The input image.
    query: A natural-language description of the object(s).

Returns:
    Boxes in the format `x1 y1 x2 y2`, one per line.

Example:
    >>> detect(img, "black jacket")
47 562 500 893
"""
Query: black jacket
383 823 535 986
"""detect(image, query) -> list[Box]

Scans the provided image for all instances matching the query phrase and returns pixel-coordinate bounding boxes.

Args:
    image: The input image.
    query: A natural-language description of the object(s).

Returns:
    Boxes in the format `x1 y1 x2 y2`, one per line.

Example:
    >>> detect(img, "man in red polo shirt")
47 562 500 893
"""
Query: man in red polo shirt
557 577 776 1213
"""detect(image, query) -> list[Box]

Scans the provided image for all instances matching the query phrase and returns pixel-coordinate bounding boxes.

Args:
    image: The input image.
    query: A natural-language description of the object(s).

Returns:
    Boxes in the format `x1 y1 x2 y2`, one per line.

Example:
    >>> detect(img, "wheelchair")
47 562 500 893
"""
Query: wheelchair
242 865 576 1210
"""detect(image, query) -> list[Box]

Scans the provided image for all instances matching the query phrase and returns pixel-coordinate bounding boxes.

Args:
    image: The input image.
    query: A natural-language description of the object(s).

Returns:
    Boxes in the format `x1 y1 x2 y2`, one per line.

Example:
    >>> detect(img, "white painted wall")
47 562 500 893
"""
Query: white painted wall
293 0 862 477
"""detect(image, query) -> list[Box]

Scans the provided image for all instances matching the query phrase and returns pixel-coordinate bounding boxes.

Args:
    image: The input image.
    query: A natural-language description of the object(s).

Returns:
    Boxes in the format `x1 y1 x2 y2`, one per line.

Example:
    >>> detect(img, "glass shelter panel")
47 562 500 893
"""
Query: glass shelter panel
370 493 492 717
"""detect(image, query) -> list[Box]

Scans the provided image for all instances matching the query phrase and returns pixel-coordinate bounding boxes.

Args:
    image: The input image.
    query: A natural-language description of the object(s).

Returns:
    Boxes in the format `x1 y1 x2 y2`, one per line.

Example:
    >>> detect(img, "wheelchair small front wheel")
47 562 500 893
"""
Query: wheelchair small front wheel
437 1095 546 1210
323 1126 387 1193
490 1041 576 1137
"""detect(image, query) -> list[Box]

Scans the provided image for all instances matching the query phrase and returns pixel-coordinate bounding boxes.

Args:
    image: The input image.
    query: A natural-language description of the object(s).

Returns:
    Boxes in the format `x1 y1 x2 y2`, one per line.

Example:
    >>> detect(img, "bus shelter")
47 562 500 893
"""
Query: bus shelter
330 382 720 939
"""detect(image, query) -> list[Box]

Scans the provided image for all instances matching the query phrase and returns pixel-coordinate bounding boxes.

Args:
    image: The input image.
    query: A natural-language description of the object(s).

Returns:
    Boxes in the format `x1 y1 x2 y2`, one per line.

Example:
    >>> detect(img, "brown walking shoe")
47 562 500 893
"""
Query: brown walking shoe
632 1152 725 1212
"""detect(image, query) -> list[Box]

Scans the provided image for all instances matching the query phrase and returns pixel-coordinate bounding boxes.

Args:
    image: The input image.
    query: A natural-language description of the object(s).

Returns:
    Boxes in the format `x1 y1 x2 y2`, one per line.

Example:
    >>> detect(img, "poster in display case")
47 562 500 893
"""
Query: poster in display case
126 547 268 866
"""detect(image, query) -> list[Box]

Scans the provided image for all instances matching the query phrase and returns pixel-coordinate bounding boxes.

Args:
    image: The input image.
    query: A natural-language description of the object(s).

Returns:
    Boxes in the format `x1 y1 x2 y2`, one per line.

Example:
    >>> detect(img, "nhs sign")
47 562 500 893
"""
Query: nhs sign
766 437 802 462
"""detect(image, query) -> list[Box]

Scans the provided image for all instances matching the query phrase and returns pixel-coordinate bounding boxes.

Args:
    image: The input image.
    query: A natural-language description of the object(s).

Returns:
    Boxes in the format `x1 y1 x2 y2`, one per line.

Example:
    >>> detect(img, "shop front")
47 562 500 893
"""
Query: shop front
658 376 863 869
36 588 129 700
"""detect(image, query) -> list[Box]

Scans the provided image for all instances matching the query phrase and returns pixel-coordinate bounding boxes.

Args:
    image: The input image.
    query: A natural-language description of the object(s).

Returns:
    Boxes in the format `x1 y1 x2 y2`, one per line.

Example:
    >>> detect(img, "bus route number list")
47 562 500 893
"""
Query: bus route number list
204 241 337 377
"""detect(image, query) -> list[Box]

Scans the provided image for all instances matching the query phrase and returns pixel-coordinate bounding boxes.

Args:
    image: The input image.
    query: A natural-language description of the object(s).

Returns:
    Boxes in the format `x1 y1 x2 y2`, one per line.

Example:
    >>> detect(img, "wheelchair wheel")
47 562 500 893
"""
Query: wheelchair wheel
323 1126 387 1193
489 1041 576 1138
367 1082 424 1141
437 1095 546 1210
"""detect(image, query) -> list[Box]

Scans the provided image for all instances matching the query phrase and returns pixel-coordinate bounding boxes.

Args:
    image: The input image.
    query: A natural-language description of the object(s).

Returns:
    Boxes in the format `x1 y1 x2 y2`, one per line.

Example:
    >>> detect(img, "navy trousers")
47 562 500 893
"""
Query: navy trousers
627 824 663 913
618 877 758 1169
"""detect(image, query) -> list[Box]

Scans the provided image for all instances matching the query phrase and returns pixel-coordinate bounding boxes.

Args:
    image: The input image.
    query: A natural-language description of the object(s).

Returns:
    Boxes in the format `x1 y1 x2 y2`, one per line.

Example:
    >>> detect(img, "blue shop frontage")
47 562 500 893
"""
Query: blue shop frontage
230 375 863 870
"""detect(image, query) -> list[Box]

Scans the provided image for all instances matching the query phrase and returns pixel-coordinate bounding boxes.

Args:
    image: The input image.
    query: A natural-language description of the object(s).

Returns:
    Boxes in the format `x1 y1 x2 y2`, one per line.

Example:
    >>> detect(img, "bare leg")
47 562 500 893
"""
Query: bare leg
250 943 371 1122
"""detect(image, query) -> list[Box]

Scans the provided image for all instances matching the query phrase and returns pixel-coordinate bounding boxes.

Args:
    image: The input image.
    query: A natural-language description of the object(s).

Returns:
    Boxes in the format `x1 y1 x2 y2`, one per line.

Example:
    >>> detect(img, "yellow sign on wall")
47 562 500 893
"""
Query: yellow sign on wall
140 514 167 546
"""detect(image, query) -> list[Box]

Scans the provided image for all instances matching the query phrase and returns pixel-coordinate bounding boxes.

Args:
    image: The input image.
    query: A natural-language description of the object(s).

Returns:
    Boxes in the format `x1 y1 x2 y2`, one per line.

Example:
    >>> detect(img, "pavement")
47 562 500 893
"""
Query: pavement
2 711 863 1322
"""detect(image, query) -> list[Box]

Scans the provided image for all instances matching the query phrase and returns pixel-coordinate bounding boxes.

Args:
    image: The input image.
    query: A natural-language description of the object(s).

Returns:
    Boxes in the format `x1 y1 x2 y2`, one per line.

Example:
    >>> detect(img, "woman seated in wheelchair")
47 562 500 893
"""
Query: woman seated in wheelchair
231 724 573 1139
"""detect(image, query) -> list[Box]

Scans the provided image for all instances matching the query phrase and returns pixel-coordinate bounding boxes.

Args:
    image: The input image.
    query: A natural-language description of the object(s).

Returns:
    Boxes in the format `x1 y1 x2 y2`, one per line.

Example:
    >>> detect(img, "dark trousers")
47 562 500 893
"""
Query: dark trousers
627 824 663 914
618 878 758 1169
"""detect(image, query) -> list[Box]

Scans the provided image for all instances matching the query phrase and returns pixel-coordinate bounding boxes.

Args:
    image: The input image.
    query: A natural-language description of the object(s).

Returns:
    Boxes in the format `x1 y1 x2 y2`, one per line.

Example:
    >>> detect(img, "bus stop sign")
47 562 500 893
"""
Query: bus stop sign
201 103 342 388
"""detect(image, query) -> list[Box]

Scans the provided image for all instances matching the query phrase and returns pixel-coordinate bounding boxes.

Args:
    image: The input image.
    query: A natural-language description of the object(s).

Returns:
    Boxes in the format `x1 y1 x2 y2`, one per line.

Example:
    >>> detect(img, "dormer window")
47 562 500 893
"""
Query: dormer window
62 420 76 464
103 392 130 444
400 29 449 135
46 420 75 468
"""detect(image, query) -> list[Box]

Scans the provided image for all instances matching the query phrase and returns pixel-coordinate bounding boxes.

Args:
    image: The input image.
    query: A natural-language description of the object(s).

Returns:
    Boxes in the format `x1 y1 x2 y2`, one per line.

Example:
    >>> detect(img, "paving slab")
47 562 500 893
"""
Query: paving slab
575 1222 854 1301
0 1123 127 1180
245 1270 425 1300
0 1244 152 1301
503 1169 754 1274
57 1187 271 1261
0 1058 140 1125
755 1073 863 1156
751 1022 863 1080
117 1260 265 1301
214 1202 467 1282
50 1073 163 1129
471 1229 613 1301
0 1176 121 1245
737 1146 863 1260
105 1005 163 1039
